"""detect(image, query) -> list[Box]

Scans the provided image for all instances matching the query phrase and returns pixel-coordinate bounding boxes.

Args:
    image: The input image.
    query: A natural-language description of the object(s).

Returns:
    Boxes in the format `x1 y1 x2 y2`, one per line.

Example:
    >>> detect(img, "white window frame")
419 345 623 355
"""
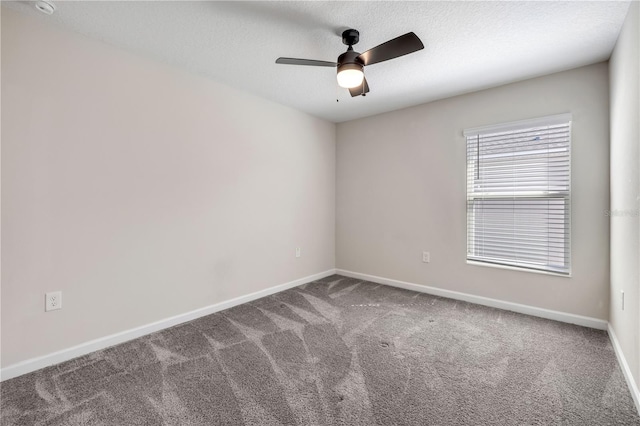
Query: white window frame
464 113 572 276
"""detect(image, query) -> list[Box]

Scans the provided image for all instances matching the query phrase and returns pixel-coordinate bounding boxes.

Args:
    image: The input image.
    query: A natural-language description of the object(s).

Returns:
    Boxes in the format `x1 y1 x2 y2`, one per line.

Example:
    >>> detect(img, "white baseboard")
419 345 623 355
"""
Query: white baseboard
608 324 640 415
0 269 336 382
336 269 608 330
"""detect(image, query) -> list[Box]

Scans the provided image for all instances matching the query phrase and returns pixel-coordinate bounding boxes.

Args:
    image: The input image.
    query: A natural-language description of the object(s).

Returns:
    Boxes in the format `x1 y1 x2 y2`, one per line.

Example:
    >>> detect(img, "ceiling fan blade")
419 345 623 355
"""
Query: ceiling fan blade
357 32 424 66
349 77 370 97
275 57 337 67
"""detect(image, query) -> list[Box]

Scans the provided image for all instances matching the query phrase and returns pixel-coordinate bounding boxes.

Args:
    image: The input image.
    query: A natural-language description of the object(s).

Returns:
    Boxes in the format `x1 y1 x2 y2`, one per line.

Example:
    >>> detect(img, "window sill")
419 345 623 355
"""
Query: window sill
466 260 571 278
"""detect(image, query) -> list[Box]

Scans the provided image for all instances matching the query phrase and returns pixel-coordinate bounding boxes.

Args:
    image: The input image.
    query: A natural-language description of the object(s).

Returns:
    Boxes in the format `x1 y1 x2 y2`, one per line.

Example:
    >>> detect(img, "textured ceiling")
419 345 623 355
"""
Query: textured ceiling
3 1 632 123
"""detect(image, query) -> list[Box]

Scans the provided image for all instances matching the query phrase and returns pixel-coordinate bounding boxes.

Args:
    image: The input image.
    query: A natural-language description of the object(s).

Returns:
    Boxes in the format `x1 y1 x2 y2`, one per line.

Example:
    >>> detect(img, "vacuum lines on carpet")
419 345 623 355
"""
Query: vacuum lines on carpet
1 275 639 425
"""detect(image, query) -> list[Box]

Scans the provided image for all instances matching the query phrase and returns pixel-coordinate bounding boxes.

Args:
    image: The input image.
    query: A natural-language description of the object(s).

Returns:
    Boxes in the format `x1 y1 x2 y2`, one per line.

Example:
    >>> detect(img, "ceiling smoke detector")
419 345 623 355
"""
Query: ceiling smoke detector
35 0 56 15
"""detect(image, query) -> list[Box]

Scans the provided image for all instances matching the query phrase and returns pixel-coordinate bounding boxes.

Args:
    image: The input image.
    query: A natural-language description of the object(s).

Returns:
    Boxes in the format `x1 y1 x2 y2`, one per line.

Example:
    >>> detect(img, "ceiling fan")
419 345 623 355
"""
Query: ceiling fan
276 29 424 97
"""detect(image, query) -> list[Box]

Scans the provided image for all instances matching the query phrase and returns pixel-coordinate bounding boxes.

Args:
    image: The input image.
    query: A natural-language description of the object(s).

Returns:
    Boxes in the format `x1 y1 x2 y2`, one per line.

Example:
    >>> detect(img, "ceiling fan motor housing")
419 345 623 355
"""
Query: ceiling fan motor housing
337 49 364 73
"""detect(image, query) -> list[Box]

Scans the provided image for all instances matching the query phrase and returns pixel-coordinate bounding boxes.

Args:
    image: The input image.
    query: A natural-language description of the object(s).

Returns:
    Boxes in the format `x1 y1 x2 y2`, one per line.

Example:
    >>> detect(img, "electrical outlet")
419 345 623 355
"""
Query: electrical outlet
621 290 625 311
45 291 62 312
422 251 430 263
295 248 301 258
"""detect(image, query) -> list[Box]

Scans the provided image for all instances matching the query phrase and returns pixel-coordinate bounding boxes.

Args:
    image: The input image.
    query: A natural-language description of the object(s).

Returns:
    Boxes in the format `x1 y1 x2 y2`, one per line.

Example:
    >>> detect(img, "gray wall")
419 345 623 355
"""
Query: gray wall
337 63 610 320
609 1 640 391
1 9 336 367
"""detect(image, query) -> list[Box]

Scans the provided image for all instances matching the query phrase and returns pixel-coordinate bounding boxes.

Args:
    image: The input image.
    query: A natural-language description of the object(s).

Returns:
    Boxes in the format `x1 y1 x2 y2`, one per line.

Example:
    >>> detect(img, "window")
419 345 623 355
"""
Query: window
465 114 571 275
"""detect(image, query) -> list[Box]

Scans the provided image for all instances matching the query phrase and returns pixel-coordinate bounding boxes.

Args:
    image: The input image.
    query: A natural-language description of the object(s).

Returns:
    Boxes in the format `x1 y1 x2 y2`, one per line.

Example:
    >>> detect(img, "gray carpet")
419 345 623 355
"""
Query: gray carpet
2 275 639 425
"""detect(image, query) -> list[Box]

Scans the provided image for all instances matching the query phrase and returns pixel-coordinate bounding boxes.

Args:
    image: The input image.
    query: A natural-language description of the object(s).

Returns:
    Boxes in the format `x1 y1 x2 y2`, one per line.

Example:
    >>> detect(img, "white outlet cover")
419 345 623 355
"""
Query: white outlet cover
45 291 62 311
295 248 301 258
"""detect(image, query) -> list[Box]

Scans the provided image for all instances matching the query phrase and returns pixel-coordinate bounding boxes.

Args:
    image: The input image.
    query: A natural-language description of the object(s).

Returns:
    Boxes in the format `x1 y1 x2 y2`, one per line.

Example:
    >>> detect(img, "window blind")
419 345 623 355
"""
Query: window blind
465 114 571 275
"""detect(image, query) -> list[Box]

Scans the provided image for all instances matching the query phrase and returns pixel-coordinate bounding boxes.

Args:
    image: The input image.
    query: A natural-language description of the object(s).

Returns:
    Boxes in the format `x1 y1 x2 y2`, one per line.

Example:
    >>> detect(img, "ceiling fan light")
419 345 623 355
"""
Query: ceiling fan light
337 64 364 89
